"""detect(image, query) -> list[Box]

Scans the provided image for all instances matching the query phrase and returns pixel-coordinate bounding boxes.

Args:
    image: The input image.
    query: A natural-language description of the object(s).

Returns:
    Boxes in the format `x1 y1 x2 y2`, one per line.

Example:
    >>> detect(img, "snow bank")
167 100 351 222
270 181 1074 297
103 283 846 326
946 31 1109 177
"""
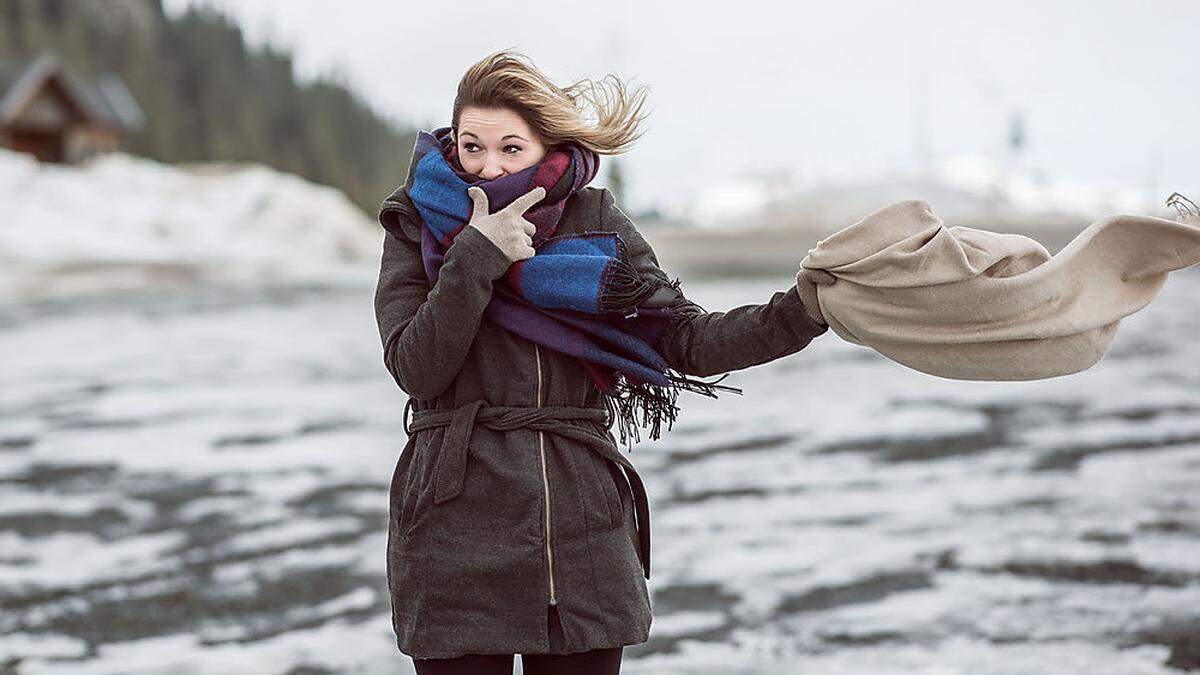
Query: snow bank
685 155 1174 231
0 148 384 300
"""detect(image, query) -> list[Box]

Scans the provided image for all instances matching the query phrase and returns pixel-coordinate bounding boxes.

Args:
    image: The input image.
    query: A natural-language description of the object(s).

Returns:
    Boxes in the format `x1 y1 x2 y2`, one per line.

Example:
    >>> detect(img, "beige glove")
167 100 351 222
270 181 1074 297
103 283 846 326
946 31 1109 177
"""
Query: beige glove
466 186 545 262
795 267 837 326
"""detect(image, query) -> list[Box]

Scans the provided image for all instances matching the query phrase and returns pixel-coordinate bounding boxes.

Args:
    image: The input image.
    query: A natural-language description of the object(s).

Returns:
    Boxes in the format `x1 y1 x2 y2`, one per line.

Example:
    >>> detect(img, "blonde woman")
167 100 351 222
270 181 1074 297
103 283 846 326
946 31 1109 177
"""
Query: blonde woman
374 48 835 674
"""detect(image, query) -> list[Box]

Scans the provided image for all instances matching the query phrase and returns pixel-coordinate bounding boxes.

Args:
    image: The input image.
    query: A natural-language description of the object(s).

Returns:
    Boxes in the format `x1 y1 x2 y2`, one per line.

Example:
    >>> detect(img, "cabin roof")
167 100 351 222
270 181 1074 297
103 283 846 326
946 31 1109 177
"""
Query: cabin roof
0 52 144 132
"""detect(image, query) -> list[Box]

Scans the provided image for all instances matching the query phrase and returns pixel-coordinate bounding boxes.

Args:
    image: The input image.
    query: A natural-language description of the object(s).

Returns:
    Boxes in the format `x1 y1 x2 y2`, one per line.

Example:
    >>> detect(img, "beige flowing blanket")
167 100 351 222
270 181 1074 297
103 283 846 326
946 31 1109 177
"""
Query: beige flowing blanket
799 200 1200 381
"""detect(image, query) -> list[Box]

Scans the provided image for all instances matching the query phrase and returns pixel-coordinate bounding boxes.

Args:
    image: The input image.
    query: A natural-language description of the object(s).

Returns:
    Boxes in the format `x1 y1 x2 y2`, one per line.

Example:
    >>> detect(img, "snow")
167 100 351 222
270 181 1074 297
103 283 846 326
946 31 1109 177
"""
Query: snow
684 153 1175 229
0 274 1196 672
0 148 381 301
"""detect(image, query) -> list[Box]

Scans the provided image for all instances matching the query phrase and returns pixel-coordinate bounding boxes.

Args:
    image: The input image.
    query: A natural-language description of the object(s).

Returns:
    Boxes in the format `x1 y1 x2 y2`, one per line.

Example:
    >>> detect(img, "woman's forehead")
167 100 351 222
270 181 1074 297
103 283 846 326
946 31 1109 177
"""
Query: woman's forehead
458 107 533 137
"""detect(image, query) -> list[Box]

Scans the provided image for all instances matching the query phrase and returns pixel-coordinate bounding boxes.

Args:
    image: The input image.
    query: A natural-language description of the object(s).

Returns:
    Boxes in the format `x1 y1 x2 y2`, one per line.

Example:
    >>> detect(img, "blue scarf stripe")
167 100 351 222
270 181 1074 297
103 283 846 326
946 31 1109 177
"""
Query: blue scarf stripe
518 255 607 313
536 233 622 258
409 152 471 243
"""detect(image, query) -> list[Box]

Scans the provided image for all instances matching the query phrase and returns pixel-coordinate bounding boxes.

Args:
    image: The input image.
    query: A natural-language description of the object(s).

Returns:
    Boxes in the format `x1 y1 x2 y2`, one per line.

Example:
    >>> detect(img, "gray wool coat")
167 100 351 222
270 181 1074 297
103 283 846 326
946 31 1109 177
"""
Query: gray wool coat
373 174 829 659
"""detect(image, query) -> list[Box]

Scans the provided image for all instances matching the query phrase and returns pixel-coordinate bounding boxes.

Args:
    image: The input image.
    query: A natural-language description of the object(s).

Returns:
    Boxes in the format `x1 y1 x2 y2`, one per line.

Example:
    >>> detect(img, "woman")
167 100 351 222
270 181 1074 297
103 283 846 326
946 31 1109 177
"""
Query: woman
373 48 836 674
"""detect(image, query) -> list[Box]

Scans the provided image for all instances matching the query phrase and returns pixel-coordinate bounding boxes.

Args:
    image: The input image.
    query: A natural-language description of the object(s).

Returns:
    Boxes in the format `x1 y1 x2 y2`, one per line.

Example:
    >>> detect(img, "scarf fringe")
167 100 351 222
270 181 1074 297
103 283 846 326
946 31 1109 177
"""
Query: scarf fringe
599 259 659 315
601 370 744 451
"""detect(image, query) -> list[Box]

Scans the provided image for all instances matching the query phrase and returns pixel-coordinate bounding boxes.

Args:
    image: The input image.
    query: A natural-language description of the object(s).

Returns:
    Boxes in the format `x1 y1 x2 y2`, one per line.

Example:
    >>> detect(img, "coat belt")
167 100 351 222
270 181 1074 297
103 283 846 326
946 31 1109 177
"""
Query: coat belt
402 397 652 579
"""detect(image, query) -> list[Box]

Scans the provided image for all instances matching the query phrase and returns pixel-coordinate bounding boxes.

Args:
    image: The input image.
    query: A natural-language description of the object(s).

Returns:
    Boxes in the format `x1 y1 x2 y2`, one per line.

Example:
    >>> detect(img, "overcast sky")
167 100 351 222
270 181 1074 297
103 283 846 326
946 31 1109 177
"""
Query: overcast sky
164 0 1199 216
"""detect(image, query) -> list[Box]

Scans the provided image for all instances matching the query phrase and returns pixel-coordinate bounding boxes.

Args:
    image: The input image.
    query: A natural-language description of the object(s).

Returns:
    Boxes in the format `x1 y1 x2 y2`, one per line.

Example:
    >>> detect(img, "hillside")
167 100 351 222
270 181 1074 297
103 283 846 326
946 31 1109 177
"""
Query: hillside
0 0 415 215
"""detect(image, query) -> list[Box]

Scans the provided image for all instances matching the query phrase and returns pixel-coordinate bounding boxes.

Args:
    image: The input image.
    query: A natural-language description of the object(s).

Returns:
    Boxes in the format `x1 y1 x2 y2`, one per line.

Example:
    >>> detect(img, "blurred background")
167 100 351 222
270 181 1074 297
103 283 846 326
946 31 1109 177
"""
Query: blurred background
1 1 1198 673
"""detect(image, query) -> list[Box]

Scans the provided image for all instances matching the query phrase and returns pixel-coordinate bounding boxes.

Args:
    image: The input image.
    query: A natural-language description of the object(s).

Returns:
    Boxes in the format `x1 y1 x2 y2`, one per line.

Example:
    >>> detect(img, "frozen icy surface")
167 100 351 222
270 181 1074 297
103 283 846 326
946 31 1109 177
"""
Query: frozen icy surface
1 268 1198 674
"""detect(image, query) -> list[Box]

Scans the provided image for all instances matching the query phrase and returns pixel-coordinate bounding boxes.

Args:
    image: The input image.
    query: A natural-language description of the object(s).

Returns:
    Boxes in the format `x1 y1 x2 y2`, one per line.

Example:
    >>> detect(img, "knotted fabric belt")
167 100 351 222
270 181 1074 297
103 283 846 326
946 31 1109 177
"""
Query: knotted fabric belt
403 397 652 579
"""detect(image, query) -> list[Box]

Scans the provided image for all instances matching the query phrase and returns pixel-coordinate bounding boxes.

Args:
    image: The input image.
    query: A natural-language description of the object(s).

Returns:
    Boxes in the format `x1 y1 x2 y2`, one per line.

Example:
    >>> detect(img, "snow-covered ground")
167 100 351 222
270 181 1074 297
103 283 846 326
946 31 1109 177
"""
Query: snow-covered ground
0 149 381 301
1 148 1197 673
0 268 1197 674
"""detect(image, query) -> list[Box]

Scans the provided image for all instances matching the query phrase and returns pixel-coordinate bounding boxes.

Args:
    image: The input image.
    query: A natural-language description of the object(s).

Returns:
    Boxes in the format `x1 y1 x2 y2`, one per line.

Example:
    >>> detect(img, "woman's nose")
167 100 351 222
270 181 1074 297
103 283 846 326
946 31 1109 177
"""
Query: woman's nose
480 156 505 179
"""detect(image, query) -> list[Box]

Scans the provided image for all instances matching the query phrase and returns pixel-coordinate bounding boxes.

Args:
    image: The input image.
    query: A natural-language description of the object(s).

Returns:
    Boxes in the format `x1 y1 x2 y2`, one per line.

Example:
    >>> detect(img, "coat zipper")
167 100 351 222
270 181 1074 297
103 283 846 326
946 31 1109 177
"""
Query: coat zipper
535 342 558 606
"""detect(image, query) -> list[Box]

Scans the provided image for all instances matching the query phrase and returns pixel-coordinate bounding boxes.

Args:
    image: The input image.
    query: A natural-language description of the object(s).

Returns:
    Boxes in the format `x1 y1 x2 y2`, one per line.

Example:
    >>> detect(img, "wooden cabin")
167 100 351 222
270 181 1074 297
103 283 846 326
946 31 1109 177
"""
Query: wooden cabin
0 52 144 163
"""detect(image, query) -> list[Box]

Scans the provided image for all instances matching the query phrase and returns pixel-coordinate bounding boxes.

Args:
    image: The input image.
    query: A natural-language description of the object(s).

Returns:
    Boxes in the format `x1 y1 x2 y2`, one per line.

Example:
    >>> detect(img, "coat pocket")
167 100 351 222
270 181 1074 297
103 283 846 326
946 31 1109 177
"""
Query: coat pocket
399 427 446 538
599 458 628 530
391 434 419 541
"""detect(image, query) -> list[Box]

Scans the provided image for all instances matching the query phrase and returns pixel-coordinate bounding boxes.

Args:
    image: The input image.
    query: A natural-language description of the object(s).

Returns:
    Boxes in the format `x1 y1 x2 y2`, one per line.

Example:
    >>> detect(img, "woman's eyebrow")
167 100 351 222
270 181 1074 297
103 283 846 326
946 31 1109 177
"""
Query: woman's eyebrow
460 132 528 141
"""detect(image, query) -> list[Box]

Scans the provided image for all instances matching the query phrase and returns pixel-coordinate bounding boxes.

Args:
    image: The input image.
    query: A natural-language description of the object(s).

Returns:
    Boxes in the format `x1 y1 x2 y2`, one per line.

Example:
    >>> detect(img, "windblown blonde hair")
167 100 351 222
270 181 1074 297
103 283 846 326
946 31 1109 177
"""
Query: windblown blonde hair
451 48 651 155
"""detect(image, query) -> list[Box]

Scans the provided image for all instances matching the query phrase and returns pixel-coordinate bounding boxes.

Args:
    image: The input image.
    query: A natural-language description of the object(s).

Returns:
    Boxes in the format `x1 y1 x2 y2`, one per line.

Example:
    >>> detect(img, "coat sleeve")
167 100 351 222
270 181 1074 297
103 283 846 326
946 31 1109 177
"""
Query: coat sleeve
373 221 514 400
598 188 829 378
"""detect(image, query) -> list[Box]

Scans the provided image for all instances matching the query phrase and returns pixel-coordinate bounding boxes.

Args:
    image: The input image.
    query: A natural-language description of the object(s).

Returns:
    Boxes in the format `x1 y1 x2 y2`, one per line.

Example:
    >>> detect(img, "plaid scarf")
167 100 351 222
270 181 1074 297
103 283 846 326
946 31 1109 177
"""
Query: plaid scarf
406 126 740 447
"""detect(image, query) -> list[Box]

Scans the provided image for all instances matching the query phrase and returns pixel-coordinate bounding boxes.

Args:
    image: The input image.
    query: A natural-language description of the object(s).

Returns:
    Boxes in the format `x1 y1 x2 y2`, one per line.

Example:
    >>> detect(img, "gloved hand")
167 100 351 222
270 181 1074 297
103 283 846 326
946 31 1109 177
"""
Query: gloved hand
466 185 545 262
795 267 837 326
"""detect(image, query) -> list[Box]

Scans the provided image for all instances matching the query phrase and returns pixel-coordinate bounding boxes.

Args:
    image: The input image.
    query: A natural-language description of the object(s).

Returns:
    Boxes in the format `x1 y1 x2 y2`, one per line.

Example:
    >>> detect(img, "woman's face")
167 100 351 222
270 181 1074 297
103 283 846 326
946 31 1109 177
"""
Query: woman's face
455 106 548 180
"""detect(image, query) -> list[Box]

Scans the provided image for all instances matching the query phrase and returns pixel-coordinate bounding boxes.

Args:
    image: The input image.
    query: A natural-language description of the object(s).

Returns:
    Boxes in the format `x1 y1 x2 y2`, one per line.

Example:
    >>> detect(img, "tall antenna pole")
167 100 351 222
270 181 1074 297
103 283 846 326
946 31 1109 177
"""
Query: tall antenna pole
604 0 633 205
908 15 933 176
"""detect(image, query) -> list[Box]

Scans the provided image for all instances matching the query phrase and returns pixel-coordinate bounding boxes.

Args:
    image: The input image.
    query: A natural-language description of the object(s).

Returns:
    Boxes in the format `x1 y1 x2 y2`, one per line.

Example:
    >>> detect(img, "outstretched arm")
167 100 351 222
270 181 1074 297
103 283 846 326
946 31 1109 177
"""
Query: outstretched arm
373 221 513 400
598 188 829 377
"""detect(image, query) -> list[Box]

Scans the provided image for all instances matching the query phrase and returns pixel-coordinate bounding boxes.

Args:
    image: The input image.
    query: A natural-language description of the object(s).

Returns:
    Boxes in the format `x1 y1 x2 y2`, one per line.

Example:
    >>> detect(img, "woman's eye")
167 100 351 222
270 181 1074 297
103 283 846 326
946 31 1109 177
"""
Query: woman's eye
462 143 520 154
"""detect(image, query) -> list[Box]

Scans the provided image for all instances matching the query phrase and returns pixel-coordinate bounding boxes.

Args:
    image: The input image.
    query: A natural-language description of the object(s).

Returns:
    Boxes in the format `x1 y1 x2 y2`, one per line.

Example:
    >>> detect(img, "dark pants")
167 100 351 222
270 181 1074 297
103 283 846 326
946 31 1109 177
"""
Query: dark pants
412 606 624 675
